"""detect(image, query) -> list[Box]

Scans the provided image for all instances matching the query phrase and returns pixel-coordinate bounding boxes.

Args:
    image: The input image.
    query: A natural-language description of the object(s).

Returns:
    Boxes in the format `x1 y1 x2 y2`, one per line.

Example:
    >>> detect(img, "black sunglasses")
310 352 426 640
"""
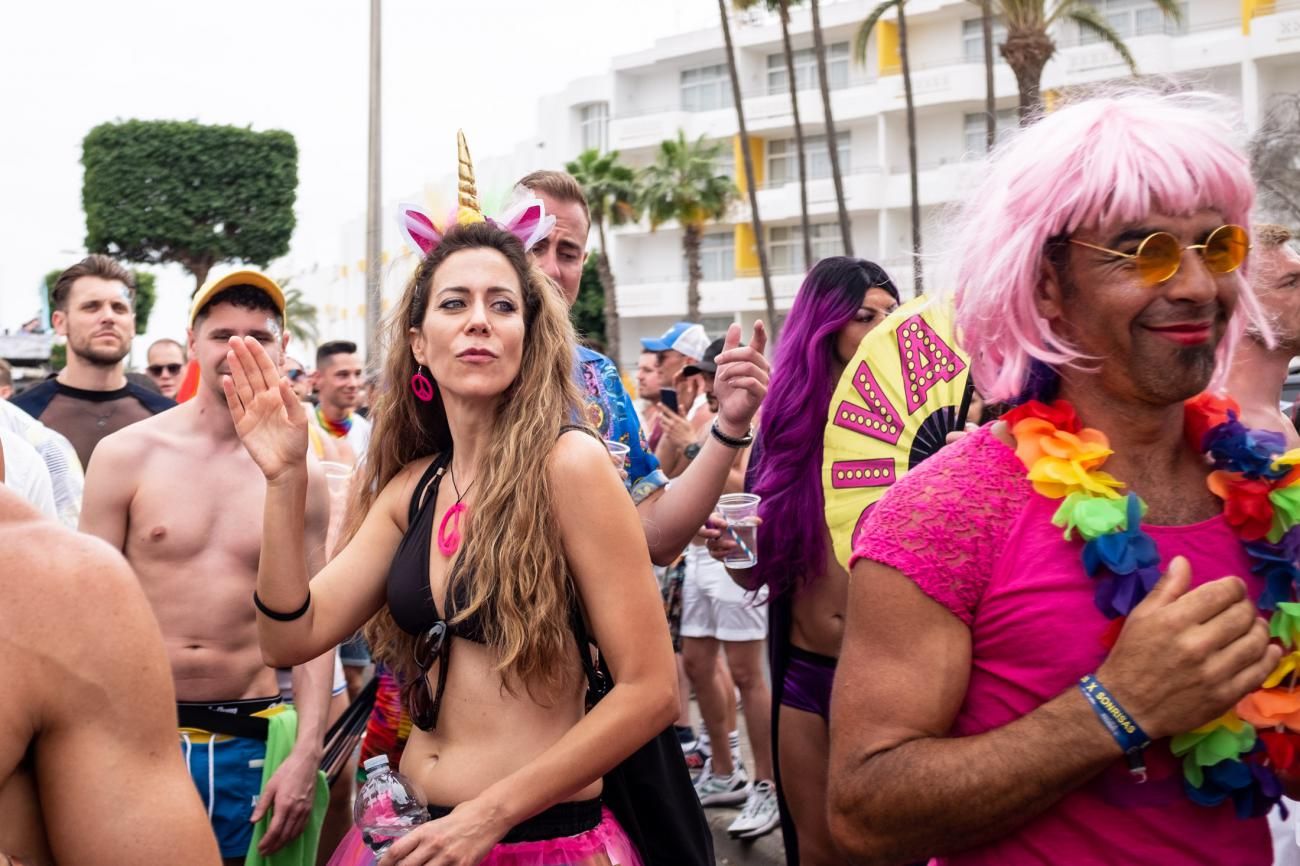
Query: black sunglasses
406 621 450 731
286 369 307 381
147 363 183 376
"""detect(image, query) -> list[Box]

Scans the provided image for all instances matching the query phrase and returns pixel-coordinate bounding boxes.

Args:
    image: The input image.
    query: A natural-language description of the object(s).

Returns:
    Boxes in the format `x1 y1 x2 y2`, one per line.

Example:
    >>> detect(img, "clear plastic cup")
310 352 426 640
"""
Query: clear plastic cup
717 493 761 569
320 461 353 559
320 461 353 498
603 439 630 470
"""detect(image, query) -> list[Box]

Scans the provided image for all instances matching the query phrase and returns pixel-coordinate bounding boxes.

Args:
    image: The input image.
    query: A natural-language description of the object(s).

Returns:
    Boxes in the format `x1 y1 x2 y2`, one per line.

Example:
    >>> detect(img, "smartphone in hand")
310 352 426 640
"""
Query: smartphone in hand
659 387 680 416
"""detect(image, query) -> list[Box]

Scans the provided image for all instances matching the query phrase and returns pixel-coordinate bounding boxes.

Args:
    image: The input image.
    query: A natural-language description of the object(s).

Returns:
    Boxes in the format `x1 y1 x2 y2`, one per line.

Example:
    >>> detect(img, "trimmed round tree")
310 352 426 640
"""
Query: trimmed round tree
82 120 297 293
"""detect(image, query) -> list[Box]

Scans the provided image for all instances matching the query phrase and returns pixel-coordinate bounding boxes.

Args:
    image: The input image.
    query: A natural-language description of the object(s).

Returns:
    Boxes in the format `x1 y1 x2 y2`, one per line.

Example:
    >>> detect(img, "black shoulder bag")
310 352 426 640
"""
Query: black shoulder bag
570 608 715 866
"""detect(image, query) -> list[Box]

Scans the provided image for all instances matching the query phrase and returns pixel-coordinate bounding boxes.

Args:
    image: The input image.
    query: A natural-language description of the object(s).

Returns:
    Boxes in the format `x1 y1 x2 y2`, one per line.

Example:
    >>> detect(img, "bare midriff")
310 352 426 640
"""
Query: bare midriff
399 638 602 809
787 528 848 660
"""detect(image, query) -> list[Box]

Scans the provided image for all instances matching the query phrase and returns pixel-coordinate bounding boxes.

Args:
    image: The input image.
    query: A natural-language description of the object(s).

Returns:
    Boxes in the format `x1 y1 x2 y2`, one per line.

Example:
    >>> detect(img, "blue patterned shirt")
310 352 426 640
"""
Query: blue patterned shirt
574 347 668 504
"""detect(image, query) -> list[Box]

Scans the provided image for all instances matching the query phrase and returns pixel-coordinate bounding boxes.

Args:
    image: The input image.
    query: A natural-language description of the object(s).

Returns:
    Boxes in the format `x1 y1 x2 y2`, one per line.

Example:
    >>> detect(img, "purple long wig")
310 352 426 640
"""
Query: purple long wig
751 257 900 598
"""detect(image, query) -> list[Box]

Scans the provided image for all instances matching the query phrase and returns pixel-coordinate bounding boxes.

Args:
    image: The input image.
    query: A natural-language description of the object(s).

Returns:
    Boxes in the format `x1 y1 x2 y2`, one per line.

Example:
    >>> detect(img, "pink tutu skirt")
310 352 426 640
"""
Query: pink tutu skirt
326 806 643 866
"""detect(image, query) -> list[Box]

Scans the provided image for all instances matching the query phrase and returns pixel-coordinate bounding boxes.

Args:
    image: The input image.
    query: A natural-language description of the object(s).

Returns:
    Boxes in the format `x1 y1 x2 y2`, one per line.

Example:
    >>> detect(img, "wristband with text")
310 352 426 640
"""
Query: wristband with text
1079 673 1151 759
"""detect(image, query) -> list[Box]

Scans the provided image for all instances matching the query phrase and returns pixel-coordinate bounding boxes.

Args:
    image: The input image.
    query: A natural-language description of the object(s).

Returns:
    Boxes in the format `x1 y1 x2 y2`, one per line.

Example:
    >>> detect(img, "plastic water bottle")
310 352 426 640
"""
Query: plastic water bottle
354 754 429 854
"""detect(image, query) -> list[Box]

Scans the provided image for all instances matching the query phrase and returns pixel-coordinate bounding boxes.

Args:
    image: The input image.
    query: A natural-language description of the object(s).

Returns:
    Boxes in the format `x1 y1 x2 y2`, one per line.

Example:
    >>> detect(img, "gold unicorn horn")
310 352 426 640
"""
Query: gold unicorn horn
456 129 485 225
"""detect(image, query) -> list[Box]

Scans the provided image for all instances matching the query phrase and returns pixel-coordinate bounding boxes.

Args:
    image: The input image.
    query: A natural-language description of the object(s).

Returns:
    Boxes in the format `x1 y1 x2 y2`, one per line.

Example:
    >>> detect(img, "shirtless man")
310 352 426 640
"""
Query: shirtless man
81 271 334 865
0 484 221 866
1225 224 1300 445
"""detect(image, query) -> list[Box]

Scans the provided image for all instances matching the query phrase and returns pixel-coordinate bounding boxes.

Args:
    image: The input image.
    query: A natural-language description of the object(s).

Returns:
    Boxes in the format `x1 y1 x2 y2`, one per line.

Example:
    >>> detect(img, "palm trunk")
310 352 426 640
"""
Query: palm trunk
595 221 620 362
1000 29 1055 124
719 0 778 339
898 3 922 294
779 5 813 267
811 0 853 256
684 222 703 322
982 0 996 151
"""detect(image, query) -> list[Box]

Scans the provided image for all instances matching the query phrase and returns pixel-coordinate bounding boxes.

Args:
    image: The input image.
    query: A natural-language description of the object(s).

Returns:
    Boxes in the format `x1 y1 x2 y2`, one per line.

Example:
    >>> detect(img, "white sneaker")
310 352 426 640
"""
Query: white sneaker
727 780 780 838
694 758 749 806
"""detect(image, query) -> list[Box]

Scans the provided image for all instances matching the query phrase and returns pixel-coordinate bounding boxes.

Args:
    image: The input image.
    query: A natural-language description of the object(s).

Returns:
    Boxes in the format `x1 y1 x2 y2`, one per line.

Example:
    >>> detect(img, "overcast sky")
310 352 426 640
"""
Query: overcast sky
0 0 718 349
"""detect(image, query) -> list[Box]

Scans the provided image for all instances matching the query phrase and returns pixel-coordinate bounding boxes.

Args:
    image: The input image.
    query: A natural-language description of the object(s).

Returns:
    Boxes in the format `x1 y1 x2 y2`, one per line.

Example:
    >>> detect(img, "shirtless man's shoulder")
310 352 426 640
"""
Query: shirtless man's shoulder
0 491 220 865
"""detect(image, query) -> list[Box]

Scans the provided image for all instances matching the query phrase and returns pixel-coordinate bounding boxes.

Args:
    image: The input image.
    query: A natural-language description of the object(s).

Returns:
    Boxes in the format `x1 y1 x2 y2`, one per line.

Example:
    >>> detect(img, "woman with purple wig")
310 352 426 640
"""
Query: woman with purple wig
711 256 898 865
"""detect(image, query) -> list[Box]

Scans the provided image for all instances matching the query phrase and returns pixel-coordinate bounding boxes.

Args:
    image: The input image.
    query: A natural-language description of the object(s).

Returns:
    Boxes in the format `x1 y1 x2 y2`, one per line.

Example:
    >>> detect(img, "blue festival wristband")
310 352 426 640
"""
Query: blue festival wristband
1078 674 1151 755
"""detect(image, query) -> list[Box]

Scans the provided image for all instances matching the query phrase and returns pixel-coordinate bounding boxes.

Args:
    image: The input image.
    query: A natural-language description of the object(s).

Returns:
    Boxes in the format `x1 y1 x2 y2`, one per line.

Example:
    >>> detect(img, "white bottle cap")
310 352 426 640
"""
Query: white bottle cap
363 755 390 773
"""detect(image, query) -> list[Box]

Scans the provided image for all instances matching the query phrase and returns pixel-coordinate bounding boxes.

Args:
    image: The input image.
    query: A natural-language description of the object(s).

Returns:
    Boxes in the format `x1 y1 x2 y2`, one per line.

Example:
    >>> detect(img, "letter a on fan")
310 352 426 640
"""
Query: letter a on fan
822 296 973 568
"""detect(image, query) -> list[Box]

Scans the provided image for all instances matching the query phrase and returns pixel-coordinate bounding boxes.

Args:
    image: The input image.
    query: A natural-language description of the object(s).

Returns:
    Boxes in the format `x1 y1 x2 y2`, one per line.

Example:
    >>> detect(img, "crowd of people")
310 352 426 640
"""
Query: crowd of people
4 88 1300 866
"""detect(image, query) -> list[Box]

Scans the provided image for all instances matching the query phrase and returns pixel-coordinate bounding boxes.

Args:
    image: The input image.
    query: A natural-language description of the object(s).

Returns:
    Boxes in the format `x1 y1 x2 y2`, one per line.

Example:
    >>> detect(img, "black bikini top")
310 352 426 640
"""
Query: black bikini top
386 427 595 731
386 451 488 644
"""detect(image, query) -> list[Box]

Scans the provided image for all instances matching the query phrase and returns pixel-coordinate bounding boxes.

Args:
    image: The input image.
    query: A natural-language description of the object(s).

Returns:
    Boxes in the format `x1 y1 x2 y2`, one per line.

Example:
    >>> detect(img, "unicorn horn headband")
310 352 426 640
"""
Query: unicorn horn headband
456 130 484 226
398 129 555 257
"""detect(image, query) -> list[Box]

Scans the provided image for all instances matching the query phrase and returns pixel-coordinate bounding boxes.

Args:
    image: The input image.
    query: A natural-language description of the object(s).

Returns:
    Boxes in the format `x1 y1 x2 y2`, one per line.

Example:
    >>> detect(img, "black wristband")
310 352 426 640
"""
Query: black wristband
710 420 754 449
253 590 312 622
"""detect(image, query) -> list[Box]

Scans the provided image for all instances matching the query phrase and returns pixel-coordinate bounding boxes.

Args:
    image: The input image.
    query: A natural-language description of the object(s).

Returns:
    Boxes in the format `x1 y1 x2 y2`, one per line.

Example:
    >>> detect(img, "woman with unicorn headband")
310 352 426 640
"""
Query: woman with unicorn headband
223 133 676 865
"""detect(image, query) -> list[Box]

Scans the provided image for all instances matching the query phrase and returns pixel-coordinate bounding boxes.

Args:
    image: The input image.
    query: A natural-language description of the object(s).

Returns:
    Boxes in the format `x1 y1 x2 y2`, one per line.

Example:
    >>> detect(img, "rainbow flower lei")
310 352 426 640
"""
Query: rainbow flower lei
1005 394 1300 819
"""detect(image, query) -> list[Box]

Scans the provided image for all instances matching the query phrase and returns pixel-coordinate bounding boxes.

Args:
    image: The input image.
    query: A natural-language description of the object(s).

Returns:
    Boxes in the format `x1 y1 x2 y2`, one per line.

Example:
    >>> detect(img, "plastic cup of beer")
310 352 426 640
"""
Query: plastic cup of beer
717 493 761 569
603 439 630 470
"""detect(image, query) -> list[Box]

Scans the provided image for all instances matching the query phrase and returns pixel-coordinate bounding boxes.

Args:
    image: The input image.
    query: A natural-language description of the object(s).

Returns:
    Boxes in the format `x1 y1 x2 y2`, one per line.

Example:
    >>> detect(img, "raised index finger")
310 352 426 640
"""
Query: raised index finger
749 320 768 356
723 322 741 353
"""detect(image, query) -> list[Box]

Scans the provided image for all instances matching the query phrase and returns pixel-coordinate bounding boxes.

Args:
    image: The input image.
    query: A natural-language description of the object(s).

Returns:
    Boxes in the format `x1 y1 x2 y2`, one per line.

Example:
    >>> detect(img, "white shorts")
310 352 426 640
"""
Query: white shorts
276 654 347 701
679 543 768 642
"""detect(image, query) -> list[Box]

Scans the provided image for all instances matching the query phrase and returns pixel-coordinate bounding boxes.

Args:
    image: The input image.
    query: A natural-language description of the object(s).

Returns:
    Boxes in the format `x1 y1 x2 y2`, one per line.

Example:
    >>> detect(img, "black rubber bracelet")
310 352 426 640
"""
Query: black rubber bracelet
253 590 311 622
710 420 754 449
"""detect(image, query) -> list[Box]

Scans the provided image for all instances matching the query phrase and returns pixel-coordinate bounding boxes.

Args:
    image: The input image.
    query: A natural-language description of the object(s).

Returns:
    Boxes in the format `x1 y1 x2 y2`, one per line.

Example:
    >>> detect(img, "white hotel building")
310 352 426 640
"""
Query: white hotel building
315 0 1300 370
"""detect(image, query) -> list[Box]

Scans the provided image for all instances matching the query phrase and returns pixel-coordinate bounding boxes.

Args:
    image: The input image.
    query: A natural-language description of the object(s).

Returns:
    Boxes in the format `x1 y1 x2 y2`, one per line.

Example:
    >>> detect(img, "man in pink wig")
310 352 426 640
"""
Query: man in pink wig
828 92 1290 865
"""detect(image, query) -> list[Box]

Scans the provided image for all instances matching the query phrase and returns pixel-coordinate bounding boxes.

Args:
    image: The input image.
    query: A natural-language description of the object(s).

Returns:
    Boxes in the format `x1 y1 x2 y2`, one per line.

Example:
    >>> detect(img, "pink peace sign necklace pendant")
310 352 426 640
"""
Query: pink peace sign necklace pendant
437 462 473 557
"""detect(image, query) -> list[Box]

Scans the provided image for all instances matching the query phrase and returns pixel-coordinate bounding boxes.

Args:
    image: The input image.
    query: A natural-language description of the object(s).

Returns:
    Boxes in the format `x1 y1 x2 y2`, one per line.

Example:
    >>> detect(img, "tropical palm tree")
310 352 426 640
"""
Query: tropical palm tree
979 0 998 150
735 0 813 268
810 0 854 255
855 0 923 293
565 148 642 362
641 132 739 322
997 0 1181 122
281 284 320 348
717 0 779 338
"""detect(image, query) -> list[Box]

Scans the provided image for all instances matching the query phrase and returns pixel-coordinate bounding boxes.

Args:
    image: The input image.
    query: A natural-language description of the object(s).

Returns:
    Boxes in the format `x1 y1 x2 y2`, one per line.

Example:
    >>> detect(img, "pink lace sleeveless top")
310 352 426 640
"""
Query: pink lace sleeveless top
851 425 1270 866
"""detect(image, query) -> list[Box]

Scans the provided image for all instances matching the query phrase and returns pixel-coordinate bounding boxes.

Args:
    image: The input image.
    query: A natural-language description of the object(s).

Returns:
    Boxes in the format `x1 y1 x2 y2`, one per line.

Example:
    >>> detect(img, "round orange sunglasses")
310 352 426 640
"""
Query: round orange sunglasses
1069 224 1250 287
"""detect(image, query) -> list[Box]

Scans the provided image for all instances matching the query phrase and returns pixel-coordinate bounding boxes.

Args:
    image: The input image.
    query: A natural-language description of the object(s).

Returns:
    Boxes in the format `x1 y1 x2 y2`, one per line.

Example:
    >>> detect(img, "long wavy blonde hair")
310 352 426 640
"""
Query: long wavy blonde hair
349 221 583 701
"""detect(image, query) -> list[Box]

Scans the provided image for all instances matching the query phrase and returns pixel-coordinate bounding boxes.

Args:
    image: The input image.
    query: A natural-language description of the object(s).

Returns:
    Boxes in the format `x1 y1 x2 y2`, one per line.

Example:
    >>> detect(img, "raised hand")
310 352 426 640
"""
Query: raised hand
222 336 308 482
714 321 770 434
1096 556 1280 740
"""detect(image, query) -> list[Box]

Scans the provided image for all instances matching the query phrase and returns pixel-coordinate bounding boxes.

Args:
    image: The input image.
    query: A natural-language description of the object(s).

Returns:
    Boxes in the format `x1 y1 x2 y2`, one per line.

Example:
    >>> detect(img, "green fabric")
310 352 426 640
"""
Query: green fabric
245 706 330 866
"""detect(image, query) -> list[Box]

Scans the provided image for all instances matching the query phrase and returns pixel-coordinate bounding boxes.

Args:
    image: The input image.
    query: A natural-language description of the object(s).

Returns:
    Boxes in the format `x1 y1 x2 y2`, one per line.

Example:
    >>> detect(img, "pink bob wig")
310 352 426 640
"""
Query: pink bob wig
950 91 1264 403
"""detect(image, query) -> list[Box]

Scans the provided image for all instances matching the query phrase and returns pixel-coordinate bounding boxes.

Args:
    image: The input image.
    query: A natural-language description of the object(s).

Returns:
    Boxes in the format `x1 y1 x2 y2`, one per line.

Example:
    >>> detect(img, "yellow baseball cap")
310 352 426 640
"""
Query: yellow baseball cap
189 269 287 327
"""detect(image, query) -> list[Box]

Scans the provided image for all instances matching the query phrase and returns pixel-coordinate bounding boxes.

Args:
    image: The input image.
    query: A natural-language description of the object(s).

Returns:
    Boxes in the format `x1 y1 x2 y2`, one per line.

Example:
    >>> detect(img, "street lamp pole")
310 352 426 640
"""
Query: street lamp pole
364 0 383 372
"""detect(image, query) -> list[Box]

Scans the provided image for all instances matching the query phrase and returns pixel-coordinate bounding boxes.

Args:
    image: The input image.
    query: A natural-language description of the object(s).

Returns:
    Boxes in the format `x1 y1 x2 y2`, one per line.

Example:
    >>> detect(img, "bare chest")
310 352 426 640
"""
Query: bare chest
0 710 50 863
126 450 268 567
1128 472 1223 526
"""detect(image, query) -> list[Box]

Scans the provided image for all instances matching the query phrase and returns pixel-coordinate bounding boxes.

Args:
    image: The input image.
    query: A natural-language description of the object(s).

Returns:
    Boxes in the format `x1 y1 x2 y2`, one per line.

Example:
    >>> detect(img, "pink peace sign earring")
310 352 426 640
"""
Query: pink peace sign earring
411 364 435 402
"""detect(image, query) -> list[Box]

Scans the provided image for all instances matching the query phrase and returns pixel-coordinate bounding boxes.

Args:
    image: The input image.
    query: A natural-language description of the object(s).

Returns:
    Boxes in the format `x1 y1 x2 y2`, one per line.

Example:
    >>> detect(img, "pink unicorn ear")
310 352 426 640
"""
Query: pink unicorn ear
397 202 442 256
493 196 556 253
